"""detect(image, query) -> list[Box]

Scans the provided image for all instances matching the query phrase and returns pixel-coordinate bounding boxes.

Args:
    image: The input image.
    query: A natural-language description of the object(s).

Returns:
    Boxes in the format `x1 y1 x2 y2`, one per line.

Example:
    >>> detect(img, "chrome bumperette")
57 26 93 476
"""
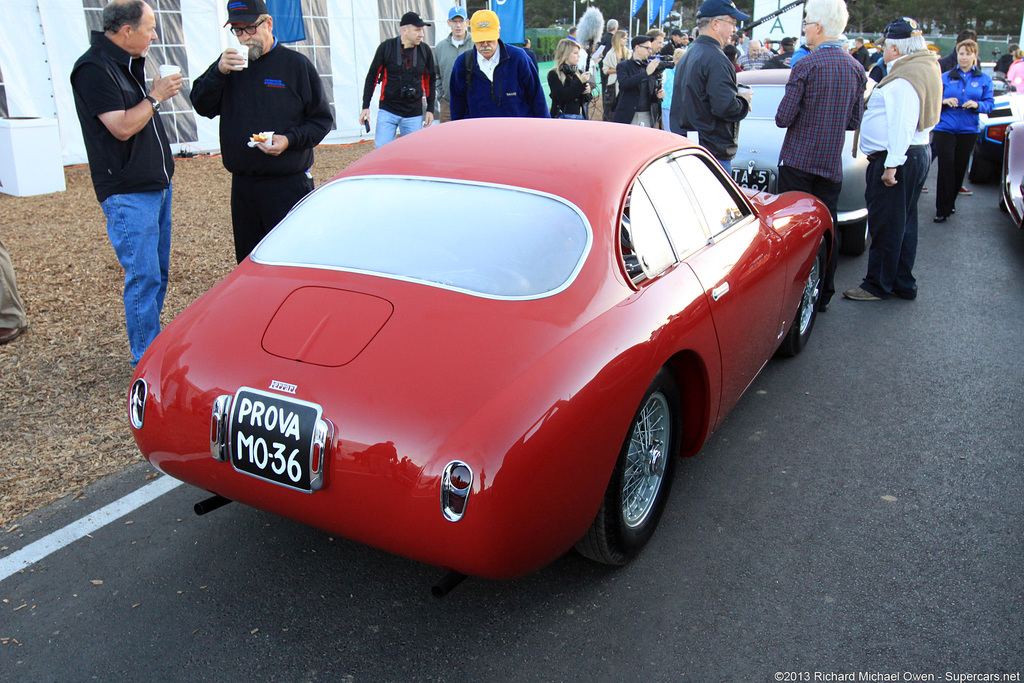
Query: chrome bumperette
309 418 332 492
129 379 147 430
441 461 474 522
210 394 232 462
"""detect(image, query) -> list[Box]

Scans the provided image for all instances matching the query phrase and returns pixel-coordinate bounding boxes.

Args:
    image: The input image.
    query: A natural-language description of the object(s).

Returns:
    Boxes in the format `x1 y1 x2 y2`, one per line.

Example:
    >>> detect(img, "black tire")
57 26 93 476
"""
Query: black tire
778 237 826 358
968 154 994 184
576 368 680 566
839 218 868 256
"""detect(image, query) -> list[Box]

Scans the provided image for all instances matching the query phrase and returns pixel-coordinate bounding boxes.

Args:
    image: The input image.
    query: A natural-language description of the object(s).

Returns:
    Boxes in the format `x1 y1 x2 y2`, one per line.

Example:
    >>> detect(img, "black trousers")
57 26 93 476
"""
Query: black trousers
932 130 977 218
230 172 315 263
778 165 842 306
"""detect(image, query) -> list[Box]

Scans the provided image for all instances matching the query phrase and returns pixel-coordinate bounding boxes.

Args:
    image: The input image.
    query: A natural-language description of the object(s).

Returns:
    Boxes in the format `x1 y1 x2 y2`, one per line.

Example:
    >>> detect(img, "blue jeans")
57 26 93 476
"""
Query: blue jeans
862 146 929 299
375 109 423 147
101 187 172 364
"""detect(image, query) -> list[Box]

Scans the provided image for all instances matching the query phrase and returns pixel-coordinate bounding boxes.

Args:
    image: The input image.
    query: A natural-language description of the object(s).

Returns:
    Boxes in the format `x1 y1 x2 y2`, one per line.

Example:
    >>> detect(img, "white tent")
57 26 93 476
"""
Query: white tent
0 0 450 167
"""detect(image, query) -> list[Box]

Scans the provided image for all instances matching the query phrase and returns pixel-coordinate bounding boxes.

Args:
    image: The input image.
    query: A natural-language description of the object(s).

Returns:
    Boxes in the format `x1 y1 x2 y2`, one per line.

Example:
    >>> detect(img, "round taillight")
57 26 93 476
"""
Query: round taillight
449 464 472 490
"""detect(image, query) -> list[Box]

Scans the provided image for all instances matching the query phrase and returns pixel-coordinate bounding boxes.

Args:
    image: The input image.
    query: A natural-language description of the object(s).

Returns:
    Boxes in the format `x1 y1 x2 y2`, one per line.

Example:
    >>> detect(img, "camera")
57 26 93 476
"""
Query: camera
400 85 418 101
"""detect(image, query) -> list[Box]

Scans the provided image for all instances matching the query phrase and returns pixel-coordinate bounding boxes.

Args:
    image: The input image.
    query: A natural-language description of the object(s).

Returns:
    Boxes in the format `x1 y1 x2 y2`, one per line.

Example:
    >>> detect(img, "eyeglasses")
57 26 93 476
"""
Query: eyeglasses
803 21 820 27
230 18 266 36
716 18 738 27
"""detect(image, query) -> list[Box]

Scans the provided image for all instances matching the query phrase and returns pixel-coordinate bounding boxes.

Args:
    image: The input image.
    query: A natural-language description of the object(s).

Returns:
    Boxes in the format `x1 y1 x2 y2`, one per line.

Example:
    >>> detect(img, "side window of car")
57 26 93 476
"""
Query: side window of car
621 182 675 284
673 155 751 237
636 157 710 258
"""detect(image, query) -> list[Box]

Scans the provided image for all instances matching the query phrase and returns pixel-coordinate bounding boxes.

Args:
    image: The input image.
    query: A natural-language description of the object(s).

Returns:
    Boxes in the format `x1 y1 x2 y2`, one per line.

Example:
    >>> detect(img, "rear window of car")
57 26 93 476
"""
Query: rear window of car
252 176 592 299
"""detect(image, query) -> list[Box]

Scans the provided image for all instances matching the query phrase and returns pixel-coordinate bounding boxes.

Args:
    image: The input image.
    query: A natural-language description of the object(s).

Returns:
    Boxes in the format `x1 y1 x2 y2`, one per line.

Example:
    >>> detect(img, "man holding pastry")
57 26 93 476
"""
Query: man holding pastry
191 0 332 263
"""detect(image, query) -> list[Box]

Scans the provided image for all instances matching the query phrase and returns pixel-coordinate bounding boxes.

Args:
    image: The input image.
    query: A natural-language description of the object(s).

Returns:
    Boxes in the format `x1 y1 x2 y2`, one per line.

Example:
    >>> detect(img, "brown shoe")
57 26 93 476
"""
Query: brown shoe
843 287 882 301
0 325 27 345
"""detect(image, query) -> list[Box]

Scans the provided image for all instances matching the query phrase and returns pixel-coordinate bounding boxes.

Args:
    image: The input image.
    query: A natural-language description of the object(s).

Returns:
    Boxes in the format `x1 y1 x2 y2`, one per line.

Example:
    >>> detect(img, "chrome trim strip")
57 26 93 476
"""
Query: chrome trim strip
836 208 868 224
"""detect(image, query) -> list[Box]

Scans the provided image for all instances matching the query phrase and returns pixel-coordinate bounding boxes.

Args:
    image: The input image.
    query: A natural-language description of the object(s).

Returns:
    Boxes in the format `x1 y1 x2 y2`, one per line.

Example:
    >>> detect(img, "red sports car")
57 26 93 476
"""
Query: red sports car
129 119 833 581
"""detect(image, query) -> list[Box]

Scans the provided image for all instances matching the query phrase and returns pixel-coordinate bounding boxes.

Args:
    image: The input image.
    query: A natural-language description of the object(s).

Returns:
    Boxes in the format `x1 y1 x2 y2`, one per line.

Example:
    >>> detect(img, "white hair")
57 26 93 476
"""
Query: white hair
887 34 927 56
803 0 849 38
607 18 618 32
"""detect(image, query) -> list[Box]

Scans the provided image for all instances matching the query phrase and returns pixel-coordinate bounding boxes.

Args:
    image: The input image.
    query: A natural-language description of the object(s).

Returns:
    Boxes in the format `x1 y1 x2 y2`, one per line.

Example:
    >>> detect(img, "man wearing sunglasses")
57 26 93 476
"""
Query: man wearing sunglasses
669 0 752 172
191 0 332 264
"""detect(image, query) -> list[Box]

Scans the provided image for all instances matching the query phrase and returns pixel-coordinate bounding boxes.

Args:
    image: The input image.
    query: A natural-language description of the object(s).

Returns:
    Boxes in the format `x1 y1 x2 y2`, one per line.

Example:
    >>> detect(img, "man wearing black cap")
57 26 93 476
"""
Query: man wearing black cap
669 0 752 171
763 37 797 69
661 29 686 58
844 17 941 303
613 35 666 127
191 0 332 264
361 12 436 145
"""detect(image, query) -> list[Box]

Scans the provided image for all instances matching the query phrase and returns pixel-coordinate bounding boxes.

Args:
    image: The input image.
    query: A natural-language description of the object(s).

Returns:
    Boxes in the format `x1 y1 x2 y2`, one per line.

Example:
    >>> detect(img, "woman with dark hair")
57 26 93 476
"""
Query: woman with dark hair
724 44 741 73
548 38 591 119
933 39 994 222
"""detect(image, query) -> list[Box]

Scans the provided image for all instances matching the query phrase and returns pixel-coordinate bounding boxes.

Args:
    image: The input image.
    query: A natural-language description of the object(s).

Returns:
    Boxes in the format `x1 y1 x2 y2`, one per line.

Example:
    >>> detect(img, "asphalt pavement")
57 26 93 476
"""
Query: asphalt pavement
1 167 1021 682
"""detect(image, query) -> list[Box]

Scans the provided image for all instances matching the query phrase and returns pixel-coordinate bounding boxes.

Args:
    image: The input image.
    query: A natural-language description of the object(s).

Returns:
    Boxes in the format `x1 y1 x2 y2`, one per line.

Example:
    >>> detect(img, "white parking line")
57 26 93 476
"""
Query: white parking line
0 475 184 583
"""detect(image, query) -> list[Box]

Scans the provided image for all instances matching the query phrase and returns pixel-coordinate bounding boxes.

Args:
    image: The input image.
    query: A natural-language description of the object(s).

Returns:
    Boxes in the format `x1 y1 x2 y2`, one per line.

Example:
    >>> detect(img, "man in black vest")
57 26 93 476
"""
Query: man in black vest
70 0 181 365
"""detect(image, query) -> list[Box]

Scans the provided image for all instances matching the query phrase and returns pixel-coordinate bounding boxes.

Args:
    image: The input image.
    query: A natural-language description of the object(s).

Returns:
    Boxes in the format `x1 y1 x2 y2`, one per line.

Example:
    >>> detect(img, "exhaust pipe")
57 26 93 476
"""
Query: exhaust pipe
431 571 467 598
194 494 232 516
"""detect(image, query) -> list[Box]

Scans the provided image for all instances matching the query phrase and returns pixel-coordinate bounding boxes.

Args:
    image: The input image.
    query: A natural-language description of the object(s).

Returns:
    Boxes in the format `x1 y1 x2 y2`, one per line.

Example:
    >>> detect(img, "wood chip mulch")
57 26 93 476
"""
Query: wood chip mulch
0 143 373 526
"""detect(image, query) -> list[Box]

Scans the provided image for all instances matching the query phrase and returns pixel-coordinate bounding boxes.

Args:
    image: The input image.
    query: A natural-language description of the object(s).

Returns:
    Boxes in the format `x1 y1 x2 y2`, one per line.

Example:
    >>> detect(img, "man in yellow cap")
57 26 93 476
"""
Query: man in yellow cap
449 10 549 119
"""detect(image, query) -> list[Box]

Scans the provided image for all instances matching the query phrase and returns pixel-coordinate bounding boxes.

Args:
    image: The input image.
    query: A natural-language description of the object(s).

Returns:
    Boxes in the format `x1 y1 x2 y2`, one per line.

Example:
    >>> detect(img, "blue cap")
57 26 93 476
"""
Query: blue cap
696 0 750 22
449 6 467 21
883 17 923 40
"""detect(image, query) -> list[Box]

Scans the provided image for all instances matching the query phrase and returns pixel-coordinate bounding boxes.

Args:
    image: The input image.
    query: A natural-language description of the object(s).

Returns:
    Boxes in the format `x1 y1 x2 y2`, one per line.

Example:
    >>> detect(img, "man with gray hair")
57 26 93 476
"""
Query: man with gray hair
775 0 865 311
670 0 752 171
434 6 474 123
844 17 941 303
71 0 182 365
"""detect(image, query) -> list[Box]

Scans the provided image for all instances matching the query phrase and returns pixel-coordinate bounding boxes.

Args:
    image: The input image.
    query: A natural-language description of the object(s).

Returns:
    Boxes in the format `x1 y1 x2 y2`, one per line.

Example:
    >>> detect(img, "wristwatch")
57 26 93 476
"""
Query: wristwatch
144 95 161 112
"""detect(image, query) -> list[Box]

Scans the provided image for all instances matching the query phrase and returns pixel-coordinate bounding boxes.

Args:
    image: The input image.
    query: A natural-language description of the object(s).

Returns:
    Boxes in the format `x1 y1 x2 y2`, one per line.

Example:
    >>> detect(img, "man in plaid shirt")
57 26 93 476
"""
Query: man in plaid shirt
775 0 866 311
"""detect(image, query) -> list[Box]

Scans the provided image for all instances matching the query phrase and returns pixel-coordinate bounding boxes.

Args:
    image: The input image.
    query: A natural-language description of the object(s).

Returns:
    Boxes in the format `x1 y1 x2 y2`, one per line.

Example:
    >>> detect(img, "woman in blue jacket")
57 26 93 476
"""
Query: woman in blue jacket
933 40 994 222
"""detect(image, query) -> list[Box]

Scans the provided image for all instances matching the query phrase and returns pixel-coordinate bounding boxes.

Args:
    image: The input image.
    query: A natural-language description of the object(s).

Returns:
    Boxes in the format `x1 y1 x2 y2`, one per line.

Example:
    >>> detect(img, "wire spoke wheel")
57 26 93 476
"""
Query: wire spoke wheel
576 368 679 566
622 392 670 528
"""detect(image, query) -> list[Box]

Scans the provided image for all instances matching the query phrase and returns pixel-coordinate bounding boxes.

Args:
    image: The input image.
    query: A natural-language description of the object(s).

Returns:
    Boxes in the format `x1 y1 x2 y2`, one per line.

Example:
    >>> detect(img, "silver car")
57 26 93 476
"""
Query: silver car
732 69 869 255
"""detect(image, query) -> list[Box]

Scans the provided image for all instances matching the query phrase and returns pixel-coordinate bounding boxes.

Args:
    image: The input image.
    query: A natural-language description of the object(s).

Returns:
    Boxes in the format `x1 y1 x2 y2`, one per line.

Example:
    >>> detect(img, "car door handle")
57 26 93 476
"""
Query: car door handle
712 282 730 301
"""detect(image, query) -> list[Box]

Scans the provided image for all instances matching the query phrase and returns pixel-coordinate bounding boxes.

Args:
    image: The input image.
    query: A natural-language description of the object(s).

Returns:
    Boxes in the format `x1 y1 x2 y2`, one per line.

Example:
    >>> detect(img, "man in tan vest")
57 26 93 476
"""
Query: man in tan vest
844 17 941 303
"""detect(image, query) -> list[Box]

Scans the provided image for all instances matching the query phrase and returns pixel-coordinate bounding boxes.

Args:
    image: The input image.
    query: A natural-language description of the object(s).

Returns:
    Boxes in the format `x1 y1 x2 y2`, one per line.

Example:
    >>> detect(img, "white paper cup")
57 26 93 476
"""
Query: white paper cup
230 35 249 69
158 64 181 78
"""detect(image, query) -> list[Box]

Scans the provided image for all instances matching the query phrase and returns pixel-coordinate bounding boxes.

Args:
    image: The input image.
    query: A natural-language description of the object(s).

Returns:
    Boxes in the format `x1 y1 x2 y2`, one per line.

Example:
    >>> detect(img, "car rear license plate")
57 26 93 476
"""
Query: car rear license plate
732 168 775 192
228 388 325 492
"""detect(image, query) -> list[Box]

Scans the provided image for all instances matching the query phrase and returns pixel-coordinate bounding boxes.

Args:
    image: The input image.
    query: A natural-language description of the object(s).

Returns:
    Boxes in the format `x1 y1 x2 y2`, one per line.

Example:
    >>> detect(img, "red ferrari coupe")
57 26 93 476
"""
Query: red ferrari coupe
129 119 833 581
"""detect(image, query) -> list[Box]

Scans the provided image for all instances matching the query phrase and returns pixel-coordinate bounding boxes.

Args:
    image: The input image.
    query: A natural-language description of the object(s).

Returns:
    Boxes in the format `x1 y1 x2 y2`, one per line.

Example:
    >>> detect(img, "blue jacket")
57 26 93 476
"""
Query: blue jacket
449 41 549 120
934 66 994 135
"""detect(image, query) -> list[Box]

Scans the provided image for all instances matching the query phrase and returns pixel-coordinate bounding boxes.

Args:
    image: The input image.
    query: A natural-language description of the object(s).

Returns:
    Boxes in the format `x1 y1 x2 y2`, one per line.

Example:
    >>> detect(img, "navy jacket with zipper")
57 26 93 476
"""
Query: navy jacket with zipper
71 31 174 203
449 41 549 120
